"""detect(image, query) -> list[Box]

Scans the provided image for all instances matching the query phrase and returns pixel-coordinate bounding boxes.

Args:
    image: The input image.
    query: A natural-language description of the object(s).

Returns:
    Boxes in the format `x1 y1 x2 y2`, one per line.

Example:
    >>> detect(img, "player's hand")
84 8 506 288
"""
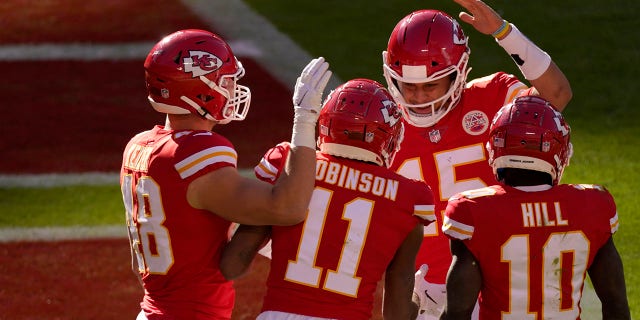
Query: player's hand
453 0 504 35
292 57 332 121
413 264 447 319
290 57 331 148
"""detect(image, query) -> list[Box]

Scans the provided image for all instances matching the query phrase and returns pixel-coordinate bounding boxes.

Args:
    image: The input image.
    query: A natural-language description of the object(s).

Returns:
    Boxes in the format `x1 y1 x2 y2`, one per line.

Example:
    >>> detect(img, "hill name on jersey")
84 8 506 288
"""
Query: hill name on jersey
521 202 569 228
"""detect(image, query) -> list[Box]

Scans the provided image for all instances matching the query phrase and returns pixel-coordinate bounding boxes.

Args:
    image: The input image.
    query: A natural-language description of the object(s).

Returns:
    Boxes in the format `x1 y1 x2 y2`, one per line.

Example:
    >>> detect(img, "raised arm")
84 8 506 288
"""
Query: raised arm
187 57 331 226
453 0 572 110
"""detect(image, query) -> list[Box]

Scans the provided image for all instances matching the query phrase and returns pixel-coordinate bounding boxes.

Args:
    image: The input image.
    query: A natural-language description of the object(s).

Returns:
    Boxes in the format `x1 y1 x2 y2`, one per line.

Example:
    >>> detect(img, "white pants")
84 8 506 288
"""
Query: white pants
136 311 147 320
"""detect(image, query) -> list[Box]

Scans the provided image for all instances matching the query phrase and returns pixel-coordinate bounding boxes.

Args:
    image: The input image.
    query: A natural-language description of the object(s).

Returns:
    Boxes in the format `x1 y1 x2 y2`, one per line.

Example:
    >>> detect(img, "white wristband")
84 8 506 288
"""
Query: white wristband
290 109 317 149
497 24 551 80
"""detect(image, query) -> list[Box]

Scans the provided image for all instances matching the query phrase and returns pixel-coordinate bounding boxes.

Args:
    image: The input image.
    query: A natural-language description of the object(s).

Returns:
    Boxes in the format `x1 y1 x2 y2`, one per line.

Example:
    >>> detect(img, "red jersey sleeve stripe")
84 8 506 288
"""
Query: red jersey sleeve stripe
175 146 237 179
505 83 528 105
442 216 474 240
254 158 279 182
610 212 620 234
414 204 436 221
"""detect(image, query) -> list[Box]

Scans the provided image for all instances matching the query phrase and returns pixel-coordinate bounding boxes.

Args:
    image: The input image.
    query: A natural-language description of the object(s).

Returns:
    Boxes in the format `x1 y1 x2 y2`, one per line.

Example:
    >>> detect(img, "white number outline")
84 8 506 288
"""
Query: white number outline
501 232 589 319
284 188 373 297
396 144 487 236
122 175 174 274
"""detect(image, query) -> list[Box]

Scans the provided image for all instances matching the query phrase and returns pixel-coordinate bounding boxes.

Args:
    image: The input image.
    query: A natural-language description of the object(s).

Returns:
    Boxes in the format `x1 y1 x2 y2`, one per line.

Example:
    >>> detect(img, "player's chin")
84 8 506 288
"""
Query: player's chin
408 107 433 116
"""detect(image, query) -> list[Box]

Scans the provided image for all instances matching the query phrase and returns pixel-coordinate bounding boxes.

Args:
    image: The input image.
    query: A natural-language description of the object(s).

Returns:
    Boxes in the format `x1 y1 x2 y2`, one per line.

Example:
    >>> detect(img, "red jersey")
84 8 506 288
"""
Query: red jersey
121 125 237 320
388 72 528 283
443 184 619 320
254 142 435 320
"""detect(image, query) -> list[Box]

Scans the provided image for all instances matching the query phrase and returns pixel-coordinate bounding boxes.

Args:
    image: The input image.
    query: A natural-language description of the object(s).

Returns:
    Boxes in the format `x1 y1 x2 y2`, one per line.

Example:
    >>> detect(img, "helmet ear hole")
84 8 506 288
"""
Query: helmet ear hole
172 52 183 65
197 94 214 103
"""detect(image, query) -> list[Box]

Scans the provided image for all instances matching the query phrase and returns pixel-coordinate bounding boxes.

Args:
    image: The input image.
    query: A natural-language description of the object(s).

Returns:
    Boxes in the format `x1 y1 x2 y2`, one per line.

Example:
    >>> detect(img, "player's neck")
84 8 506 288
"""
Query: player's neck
164 114 216 131
500 168 553 186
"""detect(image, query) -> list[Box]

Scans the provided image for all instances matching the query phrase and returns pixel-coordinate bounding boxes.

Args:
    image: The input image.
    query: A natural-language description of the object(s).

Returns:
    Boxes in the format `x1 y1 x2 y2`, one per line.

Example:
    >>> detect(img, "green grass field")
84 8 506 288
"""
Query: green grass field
2 0 638 317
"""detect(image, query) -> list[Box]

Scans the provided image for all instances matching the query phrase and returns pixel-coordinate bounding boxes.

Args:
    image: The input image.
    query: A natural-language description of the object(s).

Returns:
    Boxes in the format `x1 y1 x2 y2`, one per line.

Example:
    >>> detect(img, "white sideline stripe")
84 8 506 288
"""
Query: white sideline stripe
0 40 262 61
180 0 343 89
0 172 119 187
0 225 126 243
0 169 255 188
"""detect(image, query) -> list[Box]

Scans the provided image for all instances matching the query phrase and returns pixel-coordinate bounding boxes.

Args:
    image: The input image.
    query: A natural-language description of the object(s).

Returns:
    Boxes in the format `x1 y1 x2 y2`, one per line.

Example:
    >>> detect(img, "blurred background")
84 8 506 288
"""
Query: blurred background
1 0 637 318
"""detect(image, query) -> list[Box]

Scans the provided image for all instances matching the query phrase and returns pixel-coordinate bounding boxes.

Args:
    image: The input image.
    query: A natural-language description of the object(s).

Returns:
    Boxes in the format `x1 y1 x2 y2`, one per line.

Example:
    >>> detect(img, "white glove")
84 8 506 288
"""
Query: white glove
291 57 332 148
413 264 447 320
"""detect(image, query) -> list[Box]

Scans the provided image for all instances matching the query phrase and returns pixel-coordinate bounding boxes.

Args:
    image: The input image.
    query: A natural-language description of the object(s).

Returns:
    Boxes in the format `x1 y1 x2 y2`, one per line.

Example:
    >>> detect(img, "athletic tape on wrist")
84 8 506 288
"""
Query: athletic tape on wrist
290 111 317 149
497 24 551 80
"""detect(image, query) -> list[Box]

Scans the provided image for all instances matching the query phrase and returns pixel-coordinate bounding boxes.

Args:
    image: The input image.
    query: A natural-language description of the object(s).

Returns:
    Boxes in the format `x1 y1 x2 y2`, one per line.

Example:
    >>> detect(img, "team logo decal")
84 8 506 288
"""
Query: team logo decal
452 20 467 45
183 50 223 77
380 99 401 127
462 110 489 135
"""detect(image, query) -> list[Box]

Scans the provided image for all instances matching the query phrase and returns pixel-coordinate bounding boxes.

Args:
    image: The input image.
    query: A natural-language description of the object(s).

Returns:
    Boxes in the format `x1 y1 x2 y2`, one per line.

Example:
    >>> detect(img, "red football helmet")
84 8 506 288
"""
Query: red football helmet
144 29 251 124
383 10 470 127
317 78 404 167
486 96 572 185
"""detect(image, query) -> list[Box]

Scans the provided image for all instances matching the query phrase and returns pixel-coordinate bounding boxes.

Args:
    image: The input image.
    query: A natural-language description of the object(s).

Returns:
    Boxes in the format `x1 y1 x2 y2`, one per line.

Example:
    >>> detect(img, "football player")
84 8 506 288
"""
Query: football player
221 79 436 320
120 29 331 319
381 1 573 317
440 96 630 319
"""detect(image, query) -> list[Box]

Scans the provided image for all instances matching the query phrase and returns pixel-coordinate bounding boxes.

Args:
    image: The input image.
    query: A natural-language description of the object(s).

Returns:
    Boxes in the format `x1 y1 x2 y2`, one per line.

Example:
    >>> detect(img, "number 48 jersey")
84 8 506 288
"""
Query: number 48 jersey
254 142 435 320
443 184 619 319
121 125 237 319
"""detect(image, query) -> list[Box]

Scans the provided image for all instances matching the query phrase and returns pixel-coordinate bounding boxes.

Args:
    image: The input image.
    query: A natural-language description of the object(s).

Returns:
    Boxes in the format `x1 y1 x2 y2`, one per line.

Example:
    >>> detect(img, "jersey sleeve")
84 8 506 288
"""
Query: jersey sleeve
573 184 619 234
173 131 237 182
600 187 620 234
442 195 475 240
409 179 437 225
442 187 501 240
254 141 291 184
466 72 528 107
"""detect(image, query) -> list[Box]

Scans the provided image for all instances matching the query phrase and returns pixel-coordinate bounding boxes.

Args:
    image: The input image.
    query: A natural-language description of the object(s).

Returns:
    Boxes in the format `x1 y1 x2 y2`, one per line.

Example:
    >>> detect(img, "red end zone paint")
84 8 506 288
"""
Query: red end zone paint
0 1 383 319
0 0 212 43
0 58 292 173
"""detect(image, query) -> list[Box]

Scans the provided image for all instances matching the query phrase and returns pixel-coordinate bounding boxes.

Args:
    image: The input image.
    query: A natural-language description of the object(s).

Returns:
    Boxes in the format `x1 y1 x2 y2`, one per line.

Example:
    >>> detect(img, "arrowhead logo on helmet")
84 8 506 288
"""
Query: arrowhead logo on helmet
381 99 401 127
183 50 223 77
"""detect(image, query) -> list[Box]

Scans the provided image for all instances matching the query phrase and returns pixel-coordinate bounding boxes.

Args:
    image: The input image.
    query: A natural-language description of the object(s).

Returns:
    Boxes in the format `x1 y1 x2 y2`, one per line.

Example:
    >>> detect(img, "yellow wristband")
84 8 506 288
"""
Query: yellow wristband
492 20 511 39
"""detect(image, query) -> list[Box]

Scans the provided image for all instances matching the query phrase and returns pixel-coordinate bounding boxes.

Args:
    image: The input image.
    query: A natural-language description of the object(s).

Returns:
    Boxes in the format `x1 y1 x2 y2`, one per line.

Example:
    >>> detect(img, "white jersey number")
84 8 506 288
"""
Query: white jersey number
122 175 174 274
285 188 372 297
501 232 589 319
396 144 487 236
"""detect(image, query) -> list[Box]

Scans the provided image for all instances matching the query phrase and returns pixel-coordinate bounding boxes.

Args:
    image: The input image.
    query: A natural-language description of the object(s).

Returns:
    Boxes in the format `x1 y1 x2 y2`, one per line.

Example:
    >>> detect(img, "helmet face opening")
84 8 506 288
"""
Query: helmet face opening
317 79 404 167
486 96 572 185
144 29 251 123
382 10 470 127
